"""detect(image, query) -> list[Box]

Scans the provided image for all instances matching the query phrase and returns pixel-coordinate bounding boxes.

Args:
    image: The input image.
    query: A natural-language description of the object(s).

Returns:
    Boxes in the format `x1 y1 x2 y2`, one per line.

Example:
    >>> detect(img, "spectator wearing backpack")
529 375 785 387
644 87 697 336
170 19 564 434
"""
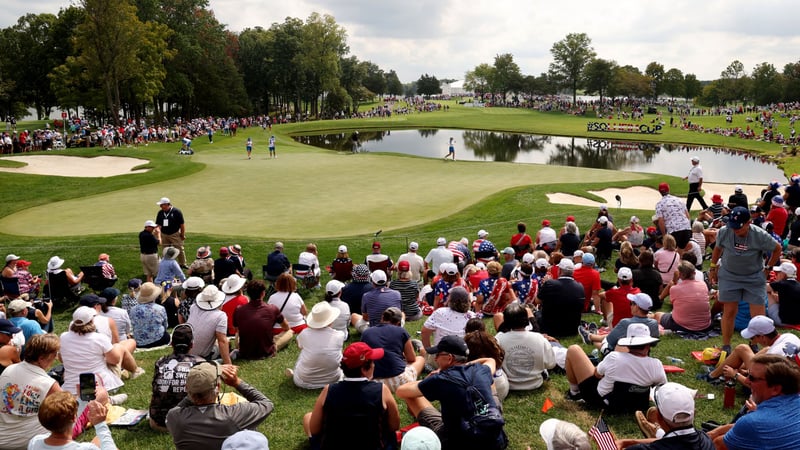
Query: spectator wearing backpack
397 335 508 450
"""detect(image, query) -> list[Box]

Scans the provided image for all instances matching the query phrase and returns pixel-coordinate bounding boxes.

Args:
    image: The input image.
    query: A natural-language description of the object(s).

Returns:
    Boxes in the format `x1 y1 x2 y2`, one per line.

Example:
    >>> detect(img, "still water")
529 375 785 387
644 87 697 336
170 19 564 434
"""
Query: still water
294 129 785 184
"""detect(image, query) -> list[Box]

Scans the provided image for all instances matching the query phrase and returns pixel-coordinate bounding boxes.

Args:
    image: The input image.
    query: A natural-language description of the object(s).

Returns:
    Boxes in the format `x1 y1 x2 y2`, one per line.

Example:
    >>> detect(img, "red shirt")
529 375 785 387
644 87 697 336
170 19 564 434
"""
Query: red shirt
604 284 641 327
572 266 601 312
510 233 533 258
221 294 248 336
766 206 789 236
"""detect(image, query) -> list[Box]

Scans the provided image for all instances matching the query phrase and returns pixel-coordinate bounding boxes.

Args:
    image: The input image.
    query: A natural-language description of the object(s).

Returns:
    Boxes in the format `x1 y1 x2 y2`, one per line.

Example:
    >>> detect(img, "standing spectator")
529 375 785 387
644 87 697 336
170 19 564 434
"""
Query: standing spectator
148 324 204 431
130 282 170 348
187 285 231 364
166 363 274 450
139 220 160 283
683 156 708 211
234 280 292 360
709 206 781 353
655 183 692 251
155 197 187 268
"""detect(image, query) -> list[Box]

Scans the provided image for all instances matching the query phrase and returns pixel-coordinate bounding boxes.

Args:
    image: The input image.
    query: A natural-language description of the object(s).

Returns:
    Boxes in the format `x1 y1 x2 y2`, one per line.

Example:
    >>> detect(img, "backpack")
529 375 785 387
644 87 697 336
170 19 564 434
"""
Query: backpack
439 369 508 449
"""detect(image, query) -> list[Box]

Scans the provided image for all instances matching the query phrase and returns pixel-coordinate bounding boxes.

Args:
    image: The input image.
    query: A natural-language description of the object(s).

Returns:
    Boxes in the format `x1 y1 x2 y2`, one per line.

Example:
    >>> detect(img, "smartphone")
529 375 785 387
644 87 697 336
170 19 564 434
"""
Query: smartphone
79 373 96 401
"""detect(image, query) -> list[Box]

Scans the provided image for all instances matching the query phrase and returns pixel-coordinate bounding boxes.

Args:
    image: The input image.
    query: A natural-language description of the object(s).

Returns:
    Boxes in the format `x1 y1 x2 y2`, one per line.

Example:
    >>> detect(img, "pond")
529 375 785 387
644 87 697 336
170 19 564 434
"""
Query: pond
293 129 786 184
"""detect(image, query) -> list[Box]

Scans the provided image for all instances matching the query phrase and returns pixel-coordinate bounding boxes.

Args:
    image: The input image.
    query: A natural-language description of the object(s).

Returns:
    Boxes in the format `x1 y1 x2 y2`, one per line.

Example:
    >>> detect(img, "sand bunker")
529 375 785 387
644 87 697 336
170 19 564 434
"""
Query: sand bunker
548 183 766 211
0 155 149 177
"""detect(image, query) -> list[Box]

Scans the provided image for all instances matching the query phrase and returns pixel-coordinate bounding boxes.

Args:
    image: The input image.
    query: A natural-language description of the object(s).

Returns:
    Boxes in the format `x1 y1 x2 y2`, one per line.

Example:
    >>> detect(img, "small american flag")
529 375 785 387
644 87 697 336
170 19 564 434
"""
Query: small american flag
589 415 617 450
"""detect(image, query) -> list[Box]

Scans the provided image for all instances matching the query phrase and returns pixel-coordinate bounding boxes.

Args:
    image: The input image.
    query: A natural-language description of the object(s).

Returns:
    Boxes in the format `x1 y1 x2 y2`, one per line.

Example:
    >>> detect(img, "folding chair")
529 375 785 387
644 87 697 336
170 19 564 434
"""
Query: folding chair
79 266 118 292
0 277 21 300
293 263 318 290
44 271 81 306
603 381 652 415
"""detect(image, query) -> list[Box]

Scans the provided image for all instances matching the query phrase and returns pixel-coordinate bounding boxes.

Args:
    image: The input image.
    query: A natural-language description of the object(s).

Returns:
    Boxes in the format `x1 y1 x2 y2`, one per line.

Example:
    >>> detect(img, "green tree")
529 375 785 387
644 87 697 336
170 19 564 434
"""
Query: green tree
645 61 665 99
361 61 386 99
662 68 684 99
238 27 274 114
491 53 522 104
783 61 800 104
608 65 649 99
683 73 702 102
548 32 596 104
718 60 750 104
583 58 616 105
750 62 783 105
296 13 348 117
416 73 441 97
464 63 493 100
339 55 365 112
385 70 403 96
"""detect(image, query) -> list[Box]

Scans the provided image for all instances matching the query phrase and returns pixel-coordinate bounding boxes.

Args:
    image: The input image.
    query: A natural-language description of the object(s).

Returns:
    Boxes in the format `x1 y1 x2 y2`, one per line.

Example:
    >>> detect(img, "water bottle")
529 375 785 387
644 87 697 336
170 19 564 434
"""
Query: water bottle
723 379 736 409
591 349 600 358
667 356 684 365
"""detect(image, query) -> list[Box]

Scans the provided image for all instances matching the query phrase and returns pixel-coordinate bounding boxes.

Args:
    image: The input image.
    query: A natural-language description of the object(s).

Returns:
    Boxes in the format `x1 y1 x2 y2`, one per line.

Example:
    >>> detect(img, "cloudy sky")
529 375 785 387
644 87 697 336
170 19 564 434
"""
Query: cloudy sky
5 0 800 84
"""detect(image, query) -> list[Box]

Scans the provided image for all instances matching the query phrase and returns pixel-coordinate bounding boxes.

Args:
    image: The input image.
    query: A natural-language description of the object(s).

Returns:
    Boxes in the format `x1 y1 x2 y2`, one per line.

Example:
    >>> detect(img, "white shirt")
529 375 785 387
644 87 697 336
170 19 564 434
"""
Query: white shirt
688 164 703 183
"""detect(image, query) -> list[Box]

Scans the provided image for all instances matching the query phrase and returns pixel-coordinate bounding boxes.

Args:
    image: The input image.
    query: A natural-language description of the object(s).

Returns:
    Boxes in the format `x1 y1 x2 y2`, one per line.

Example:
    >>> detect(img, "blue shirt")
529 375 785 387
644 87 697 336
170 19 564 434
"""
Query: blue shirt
9 316 44 344
155 259 185 285
724 394 800 450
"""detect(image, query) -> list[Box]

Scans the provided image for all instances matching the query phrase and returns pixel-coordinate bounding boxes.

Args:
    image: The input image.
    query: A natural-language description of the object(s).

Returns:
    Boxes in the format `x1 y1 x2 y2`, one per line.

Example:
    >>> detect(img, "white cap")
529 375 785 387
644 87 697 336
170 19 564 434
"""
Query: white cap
144 220 157 228
691 156 700 163
741 315 776 339
436 237 447 246
370 270 387 285
573 250 584 258
409 242 419 251
338 245 348 253
618 267 633 280
534 258 549 269
735 185 743 193
156 197 171 205
539 419 589 450
72 306 97 326
597 216 609 224
477 229 488 238
325 280 344 296
627 292 653 311
655 382 697 423
442 263 459 275
5 254 20 263
773 262 797 278
522 253 535 264
557 259 574 271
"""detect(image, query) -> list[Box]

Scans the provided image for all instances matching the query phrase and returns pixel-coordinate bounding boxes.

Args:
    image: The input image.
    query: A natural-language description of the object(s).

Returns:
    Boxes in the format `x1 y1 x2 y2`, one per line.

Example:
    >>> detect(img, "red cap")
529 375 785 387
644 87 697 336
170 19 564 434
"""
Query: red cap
711 194 723 204
342 342 384 369
398 260 410 272
16 259 31 268
658 182 670 193
647 226 657 235
372 241 381 249
566 216 575 222
542 219 551 226
219 246 229 255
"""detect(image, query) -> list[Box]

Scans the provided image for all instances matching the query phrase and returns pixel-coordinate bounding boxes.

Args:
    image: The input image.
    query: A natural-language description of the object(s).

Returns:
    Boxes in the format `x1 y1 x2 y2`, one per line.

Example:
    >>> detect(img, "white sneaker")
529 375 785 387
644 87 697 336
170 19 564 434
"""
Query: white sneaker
130 367 146 380
284 368 294 378
109 393 128 405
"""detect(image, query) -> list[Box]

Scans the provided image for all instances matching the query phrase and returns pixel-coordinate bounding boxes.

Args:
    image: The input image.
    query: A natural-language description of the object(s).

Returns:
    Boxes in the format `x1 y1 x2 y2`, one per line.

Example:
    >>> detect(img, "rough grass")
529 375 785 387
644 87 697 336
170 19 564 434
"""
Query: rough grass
3 103 800 449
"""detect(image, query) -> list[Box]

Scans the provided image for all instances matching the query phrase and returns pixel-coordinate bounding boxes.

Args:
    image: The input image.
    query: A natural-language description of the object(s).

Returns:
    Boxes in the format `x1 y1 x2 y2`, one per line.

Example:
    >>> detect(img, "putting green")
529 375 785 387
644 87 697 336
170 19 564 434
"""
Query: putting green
0 149 647 238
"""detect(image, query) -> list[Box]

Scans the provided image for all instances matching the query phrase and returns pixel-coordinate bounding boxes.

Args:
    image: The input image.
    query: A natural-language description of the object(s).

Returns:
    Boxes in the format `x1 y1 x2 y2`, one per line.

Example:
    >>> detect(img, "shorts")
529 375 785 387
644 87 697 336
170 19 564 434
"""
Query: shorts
577 376 605 407
354 318 369 334
375 365 418 393
141 253 159 278
718 272 767 306
659 313 705 332
417 407 445 438
670 229 692 249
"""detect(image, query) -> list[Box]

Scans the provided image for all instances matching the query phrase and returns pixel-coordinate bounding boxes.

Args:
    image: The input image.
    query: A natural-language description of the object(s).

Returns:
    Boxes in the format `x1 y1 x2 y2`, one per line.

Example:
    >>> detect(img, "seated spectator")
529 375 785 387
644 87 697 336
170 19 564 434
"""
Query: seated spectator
352 270 402 334
289 302 345 389
187 285 231 365
99 288 132 341
120 278 142 312
556 221 581 258
565 323 666 408
433 263 469 309
420 287 476 369
699 315 800 384
600 268 640 327
653 261 712 333
362 307 425 393
155 247 185 285
28 392 115 450
302 342 400 450
166 362 274 450
177 277 204 324
297 243 322 284
323 280 351 340
130 282 170 348
365 241 393 276
464 318 508 402
573 253 602 314
14 259 41 299
187 246 214 285
390 261 422 321
329 245 353 283
534 259 584 338
264 242 291 282
0 334 61 449
94 253 116 280
654 234 680 287
267 273 308 335
157 283 181 329
227 245 250 280
511 222 534 259
233 280 292 360
538 419 591 450
632 250 664 311
220 275 248 337
7 299 45 345
476 261 516 314
1 254 19 279
614 241 640 273
495 303 555 392
0 320 21 374
213 247 237 287
613 216 645 250
580 293 659 354
46 256 84 294
341 264 370 314
148 324 204 431
767 261 800 326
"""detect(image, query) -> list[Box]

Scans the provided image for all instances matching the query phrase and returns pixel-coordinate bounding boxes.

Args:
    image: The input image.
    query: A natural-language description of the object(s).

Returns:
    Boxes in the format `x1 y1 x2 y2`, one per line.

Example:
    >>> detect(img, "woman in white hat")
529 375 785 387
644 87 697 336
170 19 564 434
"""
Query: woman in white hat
154 247 186 286
129 282 170 348
329 245 353 282
220 275 248 337
288 301 345 389
46 256 84 294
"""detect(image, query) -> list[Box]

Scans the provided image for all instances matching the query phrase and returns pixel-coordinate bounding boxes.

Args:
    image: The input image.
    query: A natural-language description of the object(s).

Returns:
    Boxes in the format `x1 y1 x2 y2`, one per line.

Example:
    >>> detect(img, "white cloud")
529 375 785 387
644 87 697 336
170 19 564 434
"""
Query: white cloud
4 0 800 83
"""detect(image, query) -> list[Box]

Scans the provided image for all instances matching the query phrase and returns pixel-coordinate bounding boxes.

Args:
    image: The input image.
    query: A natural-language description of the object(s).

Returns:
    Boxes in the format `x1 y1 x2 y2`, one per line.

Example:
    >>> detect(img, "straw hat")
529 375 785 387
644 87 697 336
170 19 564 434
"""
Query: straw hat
137 282 162 303
306 302 338 329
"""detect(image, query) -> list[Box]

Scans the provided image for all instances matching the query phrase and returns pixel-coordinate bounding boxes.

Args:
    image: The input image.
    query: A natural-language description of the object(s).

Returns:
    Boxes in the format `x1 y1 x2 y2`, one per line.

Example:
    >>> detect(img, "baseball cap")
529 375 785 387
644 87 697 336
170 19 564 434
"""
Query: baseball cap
542 219 551 226
372 241 381 249
370 270 387 285
338 245 348 253
627 293 653 311
557 258 574 271
342 342 385 369
171 323 194 350
728 206 751 230
221 430 269 450
7 299 31 315
401 426 441 450
772 196 785 206
477 229 488 238
156 197 171 205
630 216 639 223
534 258 549 269
566 215 575 222
597 216 609 224
409 242 419 251
711 194 723 204
735 185 743 193
774 262 798 278
0 319 22 336
5 254 20 263
655 382 697 423
741 315 776 339
582 253 596 266
79 294 106 307
573 250 584 258
436 237 447 246
522 253 535 264
658 182 670 193
274 242 284 249
691 156 700 163
425 335 469 357
144 220 157 228
186 361 220 395
325 280 344 296
442 263 459 276
99 287 120 303
128 278 142 289
501 247 515 255
72 306 97 326
617 267 633 281
397 260 410 272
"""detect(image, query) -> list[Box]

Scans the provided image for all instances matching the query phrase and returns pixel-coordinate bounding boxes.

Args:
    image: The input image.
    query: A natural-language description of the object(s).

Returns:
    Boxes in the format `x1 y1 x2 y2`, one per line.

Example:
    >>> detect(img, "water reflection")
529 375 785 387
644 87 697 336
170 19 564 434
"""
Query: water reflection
293 129 785 184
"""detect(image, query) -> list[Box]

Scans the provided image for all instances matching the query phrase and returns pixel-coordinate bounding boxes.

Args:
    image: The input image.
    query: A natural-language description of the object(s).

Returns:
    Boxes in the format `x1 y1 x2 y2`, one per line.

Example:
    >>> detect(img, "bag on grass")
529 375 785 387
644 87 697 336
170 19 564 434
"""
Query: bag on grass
439 370 508 449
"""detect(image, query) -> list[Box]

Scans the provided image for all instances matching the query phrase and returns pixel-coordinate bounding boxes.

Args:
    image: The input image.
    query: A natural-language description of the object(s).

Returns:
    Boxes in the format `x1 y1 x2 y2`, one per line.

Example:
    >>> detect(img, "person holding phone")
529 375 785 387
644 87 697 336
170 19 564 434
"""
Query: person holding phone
28 391 116 450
